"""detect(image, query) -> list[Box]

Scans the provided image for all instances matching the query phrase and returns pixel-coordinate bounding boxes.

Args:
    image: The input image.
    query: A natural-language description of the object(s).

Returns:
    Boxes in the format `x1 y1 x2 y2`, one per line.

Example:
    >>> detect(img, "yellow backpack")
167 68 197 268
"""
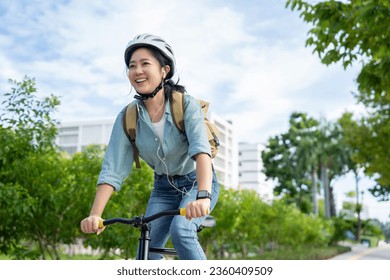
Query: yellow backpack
122 91 220 168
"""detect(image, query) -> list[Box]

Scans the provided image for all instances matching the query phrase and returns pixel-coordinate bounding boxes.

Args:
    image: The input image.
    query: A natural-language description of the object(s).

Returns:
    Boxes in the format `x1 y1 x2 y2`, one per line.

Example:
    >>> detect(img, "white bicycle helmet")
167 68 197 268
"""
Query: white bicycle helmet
124 33 176 79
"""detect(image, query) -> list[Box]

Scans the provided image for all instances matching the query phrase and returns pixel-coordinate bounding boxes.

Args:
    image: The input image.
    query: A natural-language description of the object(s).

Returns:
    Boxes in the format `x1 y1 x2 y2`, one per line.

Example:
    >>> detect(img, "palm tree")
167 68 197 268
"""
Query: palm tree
317 118 351 218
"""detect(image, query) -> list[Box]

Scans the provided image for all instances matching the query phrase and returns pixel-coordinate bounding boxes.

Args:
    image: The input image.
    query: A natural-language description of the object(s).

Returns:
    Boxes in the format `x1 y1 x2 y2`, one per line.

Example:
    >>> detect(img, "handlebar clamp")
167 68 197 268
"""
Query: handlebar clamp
132 215 144 228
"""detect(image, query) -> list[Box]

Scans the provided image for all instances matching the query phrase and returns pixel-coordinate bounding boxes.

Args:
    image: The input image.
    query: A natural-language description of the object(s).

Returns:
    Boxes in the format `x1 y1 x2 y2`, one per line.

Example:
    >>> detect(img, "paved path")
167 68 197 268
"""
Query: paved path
330 242 390 260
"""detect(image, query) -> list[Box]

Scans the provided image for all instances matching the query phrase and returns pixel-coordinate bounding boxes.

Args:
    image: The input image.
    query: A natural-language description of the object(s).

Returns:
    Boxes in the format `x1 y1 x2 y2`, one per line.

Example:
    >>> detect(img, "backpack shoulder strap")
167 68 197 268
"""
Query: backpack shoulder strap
198 99 209 118
170 91 185 132
169 91 220 158
201 101 220 158
170 92 211 131
122 103 141 168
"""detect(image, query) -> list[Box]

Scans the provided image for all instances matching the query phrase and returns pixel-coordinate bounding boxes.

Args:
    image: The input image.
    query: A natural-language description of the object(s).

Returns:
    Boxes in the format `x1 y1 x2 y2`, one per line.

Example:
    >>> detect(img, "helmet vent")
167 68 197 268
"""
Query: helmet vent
165 45 173 55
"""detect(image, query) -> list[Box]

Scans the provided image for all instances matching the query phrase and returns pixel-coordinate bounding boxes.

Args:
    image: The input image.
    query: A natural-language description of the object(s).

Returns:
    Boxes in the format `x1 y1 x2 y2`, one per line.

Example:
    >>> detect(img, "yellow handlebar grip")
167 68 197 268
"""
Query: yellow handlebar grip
179 208 209 216
98 220 104 229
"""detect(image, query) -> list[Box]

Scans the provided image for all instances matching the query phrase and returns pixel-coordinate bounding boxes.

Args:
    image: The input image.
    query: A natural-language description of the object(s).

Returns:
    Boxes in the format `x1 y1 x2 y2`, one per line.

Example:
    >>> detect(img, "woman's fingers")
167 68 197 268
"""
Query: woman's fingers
186 199 210 219
80 216 104 234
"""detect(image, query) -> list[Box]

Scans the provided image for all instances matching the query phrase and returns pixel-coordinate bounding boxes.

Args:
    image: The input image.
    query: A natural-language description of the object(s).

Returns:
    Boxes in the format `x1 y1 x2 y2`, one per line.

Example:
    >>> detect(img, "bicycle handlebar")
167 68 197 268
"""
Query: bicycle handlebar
98 208 186 229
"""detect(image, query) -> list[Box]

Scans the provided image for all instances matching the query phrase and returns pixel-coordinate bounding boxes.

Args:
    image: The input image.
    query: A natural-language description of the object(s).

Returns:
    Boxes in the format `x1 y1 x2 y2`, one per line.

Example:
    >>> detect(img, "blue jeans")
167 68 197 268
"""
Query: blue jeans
145 169 220 260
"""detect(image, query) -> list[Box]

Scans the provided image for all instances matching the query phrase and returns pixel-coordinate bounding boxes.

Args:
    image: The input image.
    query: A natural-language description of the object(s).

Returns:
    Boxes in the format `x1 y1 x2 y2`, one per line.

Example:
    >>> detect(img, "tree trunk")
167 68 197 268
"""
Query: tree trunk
329 186 337 217
321 164 331 218
311 169 318 215
355 173 361 242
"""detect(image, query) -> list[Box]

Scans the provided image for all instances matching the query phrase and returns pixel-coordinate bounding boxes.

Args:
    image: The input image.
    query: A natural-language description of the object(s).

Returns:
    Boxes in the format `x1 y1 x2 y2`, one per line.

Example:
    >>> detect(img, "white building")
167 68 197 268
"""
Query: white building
56 118 114 155
57 113 238 188
238 142 274 201
209 113 238 189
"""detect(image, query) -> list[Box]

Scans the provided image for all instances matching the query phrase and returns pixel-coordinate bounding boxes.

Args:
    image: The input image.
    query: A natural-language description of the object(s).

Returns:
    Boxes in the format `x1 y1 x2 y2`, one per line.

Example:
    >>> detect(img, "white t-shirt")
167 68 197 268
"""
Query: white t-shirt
152 114 166 143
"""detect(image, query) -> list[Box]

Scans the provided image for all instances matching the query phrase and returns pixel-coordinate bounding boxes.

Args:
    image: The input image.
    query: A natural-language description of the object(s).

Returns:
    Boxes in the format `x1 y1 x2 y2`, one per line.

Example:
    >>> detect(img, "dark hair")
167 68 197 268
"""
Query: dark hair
131 45 186 96
164 79 186 96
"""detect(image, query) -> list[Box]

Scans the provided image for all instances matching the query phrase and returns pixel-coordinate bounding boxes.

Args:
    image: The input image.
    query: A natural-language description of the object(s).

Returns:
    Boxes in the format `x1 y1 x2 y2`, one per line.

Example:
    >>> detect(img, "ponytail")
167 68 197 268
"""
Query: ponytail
164 79 186 98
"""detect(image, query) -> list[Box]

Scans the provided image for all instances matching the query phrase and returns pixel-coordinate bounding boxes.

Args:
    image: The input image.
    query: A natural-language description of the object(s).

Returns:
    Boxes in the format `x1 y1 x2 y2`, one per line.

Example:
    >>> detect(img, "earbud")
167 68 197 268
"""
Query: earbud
162 70 166 78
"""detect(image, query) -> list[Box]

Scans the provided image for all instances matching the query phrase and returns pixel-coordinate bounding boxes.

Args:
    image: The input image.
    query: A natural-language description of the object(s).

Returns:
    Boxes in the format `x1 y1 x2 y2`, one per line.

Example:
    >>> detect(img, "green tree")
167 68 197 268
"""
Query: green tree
83 160 154 259
205 185 242 259
12 150 81 259
382 222 390 242
338 113 364 241
261 113 316 210
262 112 350 216
342 189 363 241
288 112 321 214
233 190 270 258
286 0 390 200
0 77 102 259
0 76 66 259
317 118 351 218
66 145 106 256
0 77 59 152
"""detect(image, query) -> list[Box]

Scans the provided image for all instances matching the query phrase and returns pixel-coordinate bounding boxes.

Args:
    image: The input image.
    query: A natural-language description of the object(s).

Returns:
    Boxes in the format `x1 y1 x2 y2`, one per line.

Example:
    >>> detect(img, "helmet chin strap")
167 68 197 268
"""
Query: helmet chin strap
134 80 164 101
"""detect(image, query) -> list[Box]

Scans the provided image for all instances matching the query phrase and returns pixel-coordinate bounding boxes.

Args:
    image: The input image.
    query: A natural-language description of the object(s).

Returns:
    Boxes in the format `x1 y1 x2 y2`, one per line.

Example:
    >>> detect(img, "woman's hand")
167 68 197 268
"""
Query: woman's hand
185 198 211 220
80 215 105 235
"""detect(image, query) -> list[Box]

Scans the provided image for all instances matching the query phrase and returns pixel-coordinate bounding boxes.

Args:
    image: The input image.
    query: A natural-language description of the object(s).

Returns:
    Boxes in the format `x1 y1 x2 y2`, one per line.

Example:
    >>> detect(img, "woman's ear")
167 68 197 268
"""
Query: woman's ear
163 65 171 78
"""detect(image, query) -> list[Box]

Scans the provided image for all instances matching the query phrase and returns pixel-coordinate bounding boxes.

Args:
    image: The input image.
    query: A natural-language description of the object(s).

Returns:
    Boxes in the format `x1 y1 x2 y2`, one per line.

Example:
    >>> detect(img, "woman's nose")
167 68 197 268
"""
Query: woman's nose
135 66 143 75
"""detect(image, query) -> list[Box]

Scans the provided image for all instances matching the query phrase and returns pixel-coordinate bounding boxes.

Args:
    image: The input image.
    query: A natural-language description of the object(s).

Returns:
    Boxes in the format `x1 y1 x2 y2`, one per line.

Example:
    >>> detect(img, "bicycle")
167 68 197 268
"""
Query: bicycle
98 208 216 260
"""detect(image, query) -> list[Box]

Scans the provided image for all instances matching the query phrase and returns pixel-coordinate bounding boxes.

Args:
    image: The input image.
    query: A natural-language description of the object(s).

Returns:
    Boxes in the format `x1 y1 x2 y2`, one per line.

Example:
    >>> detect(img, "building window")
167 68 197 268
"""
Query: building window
60 126 78 133
59 135 78 145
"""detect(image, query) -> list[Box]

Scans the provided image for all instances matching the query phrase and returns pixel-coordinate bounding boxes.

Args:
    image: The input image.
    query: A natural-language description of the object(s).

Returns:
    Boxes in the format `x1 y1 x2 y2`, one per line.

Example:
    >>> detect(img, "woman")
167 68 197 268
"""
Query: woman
80 33 220 260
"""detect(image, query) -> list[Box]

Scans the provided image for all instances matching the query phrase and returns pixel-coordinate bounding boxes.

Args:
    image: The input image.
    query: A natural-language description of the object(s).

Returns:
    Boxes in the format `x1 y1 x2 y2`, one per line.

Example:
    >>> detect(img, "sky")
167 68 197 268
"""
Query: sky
0 0 389 223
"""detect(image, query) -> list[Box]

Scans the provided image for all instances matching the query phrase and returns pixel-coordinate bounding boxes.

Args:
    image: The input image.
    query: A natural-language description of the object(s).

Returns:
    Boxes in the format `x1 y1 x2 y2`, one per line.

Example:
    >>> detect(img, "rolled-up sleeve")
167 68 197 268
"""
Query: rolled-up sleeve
183 94 211 159
97 107 134 191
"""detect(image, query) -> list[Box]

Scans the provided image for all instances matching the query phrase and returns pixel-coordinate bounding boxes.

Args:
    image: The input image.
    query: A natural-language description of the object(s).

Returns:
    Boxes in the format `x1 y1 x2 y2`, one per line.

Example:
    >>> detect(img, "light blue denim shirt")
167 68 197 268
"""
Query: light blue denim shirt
97 93 211 191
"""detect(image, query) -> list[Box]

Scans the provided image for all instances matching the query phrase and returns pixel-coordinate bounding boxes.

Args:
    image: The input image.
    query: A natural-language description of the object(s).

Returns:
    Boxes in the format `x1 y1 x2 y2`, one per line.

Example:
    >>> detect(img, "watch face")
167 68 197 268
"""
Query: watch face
197 190 211 199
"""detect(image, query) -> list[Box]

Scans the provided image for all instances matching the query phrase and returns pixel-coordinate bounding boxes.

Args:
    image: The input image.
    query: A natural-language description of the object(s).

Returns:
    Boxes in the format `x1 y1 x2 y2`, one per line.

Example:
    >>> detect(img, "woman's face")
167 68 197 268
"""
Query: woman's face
128 48 165 94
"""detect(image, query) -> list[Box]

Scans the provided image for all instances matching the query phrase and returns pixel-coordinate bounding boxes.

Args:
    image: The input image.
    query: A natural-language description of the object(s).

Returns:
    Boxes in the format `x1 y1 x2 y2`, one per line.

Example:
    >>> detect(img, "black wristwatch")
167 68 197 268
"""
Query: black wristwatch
196 190 212 200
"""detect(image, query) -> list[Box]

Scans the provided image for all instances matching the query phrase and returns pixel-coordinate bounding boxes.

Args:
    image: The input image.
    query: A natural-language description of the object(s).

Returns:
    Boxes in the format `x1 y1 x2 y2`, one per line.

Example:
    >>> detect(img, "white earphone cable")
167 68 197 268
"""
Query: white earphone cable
138 103 195 196
157 145 195 197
